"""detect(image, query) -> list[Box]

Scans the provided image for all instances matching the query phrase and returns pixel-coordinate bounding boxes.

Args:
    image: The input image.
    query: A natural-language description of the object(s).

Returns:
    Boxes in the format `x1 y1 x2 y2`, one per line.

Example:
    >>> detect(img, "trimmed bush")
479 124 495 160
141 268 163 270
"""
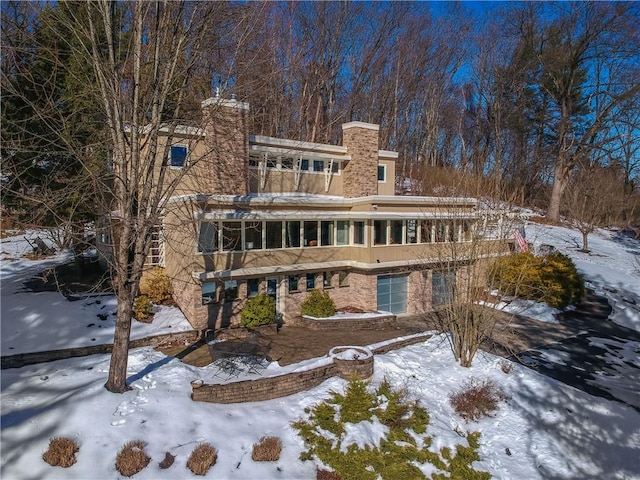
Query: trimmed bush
301 289 336 318
139 267 173 303
293 379 489 480
492 251 584 309
252 436 282 461
133 295 153 322
187 443 217 476
115 440 150 477
449 377 508 422
240 294 276 327
42 436 79 468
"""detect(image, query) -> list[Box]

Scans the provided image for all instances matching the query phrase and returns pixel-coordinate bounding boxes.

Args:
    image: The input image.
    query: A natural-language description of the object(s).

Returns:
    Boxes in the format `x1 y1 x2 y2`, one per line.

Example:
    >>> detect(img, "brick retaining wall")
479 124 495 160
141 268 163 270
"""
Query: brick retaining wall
300 313 396 331
191 334 431 404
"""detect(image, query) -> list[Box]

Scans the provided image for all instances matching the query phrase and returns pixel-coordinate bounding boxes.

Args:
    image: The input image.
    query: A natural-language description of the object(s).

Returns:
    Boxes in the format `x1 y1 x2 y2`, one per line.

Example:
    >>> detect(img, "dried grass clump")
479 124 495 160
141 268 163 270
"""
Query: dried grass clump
186 443 217 476
317 468 343 480
115 440 150 477
251 436 282 462
500 360 514 374
42 436 79 468
449 377 508 422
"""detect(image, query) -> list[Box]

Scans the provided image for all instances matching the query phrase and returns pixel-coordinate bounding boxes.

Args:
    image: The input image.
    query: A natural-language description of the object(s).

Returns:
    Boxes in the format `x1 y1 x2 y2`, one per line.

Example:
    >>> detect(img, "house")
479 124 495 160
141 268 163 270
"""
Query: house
100 96 512 330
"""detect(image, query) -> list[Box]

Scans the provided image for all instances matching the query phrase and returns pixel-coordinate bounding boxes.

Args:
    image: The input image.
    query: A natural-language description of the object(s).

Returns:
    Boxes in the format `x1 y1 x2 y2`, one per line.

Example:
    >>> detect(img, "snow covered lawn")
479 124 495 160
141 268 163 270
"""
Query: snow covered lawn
2 229 640 479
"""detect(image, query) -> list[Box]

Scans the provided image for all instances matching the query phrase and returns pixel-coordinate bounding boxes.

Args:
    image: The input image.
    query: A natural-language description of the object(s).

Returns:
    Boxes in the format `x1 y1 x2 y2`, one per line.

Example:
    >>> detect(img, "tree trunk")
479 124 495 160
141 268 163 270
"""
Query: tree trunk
547 161 570 223
105 287 134 393
582 231 589 253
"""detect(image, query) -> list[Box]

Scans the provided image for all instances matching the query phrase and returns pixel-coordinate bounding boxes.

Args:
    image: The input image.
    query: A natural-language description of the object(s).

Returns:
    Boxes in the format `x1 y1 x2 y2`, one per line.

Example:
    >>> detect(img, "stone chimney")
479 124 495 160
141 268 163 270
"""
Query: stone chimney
200 97 249 195
341 122 380 198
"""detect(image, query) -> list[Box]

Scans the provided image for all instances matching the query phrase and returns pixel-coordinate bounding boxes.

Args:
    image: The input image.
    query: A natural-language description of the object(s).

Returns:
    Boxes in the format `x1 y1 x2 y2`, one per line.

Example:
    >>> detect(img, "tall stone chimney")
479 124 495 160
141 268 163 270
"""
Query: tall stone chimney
200 97 249 195
341 122 380 198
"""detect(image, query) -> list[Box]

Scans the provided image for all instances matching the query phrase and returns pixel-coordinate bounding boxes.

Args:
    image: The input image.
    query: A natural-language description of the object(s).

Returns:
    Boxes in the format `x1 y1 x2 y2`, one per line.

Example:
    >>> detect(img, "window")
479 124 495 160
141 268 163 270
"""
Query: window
304 221 318 246
170 144 188 168
321 221 334 246
281 157 294 170
313 160 324 172
432 271 456 306
306 273 316 290
338 271 350 287
266 156 278 168
377 164 386 182
420 220 433 243
223 222 242 251
374 220 387 245
247 278 260 298
353 221 365 245
202 282 217 304
224 280 238 302
435 221 446 243
377 274 408 313
198 221 217 253
390 220 403 244
266 221 282 249
337 221 349 245
248 154 260 167
286 221 301 248
323 272 333 288
331 161 340 173
300 159 310 171
288 275 300 292
245 221 262 250
406 220 418 244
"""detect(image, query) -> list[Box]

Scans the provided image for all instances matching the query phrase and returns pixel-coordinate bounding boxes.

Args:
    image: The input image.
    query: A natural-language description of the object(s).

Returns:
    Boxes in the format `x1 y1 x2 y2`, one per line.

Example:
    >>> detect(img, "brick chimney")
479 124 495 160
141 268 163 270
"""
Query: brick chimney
341 122 380 198
200 97 249 195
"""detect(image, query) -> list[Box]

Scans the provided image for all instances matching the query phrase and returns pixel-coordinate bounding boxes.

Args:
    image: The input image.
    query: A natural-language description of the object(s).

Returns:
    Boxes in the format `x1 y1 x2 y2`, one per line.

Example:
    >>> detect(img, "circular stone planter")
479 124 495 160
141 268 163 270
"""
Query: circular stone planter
190 379 204 389
329 345 374 380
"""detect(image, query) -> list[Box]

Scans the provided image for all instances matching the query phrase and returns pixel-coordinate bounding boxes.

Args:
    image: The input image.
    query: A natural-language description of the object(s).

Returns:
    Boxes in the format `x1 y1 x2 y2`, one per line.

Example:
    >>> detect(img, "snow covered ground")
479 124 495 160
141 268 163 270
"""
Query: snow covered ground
1 228 640 479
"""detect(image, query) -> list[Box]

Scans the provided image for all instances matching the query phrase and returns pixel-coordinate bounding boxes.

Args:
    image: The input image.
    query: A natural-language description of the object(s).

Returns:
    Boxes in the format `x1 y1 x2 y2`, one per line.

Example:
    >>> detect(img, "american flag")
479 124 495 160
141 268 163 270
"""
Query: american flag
513 227 528 252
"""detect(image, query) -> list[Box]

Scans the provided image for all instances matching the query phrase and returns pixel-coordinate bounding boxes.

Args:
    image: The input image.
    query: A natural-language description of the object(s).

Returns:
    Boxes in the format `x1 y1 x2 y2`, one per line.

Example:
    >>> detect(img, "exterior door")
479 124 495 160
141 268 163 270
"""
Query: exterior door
377 274 408 314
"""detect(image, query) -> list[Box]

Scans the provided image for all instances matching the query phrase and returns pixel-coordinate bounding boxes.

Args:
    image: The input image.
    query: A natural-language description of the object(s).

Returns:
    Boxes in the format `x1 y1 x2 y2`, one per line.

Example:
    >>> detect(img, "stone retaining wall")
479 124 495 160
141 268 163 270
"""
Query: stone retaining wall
191 334 430 404
300 313 396 330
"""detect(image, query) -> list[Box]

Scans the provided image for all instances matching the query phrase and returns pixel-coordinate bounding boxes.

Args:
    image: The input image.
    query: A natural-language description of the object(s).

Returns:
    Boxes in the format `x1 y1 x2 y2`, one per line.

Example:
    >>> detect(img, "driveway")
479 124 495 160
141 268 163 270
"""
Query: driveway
498 291 640 412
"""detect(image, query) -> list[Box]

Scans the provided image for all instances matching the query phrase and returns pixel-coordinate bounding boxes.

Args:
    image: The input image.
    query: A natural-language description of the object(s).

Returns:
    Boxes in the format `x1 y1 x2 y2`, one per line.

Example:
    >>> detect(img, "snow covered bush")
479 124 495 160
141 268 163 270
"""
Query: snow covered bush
240 294 276 327
115 440 150 477
251 436 282 461
139 267 173 303
293 379 489 480
42 436 79 468
301 289 336 318
492 251 584 309
186 443 217 476
449 377 508 422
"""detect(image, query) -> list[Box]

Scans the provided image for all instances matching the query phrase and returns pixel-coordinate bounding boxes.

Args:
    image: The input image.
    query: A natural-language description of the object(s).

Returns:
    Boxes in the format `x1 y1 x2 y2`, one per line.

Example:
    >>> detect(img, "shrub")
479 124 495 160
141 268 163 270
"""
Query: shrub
252 436 282 461
449 377 508 422
115 440 150 477
492 251 584 309
240 294 276 327
301 289 336 318
187 443 217 476
139 267 173 303
42 436 79 468
293 379 489 480
133 295 153 322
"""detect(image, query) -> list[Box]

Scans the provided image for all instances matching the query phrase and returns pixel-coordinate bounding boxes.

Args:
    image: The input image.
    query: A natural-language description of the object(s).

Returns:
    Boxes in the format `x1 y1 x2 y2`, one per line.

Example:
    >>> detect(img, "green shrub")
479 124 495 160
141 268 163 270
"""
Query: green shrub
492 251 584 309
240 294 276 327
139 267 173 303
301 289 336 318
133 295 153 322
293 379 490 480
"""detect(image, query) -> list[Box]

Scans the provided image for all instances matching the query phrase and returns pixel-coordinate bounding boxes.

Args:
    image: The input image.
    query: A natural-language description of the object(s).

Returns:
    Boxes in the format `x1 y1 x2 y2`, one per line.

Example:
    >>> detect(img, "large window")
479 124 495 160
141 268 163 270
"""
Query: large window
313 160 324 172
304 221 318 246
244 222 262 250
222 222 242 251
354 221 365 245
266 221 283 249
374 220 387 245
198 221 217 253
337 221 349 245
432 271 456 306
286 221 301 248
377 274 408 313
321 221 334 246
390 220 403 245
170 144 188 168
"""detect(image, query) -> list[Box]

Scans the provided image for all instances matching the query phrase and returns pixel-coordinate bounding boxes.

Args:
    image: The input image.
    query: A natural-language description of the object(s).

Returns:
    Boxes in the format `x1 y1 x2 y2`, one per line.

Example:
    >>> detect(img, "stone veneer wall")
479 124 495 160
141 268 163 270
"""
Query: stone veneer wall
300 313 396 330
190 334 430 404
341 122 380 198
